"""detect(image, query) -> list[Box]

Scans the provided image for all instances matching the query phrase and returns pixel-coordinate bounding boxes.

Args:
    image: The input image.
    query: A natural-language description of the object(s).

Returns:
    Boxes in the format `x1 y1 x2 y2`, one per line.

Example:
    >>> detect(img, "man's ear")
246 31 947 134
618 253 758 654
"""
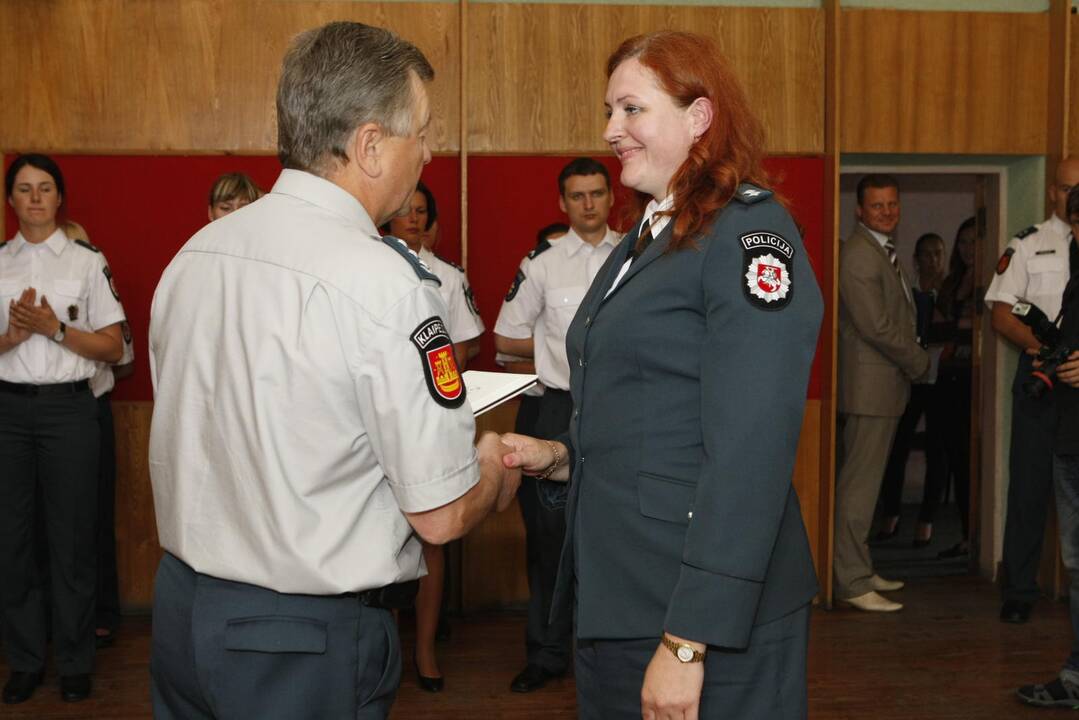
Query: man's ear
687 97 714 141
558 194 567 214
350 123 384 178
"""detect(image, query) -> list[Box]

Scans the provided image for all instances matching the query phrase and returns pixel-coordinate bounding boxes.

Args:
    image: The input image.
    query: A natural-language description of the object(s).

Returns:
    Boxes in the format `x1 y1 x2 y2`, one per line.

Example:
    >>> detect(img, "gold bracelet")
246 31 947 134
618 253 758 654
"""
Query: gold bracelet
534 440 562 481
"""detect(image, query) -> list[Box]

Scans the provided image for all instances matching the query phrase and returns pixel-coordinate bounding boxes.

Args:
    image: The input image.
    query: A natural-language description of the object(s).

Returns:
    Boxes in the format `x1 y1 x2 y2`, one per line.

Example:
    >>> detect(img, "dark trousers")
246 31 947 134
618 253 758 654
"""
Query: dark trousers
575 604 810 720
151 553 400 720
0 386 99 675
936 367 972 538
517 389 574 674
96 393 121 631
1001 356 1057 603
879 383 947 524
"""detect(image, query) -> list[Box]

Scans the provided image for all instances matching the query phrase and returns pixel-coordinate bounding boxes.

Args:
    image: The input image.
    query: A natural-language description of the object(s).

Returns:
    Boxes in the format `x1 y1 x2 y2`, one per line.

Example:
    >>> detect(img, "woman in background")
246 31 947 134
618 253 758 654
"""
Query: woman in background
933 217 978 559
385 181 485 692
207 171 262 221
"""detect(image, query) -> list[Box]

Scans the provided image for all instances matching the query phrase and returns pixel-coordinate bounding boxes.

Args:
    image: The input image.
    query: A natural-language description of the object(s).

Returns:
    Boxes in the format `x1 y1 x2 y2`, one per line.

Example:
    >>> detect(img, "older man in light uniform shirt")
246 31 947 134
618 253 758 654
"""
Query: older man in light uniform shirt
986 157 1079 624
147 23 518 720
494 157 621 694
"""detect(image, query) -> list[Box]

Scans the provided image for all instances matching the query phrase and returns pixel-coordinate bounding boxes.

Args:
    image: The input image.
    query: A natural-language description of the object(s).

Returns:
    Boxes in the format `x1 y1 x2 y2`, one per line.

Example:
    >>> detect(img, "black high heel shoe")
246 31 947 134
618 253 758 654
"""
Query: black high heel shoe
870 519 901 545
414 654 444 693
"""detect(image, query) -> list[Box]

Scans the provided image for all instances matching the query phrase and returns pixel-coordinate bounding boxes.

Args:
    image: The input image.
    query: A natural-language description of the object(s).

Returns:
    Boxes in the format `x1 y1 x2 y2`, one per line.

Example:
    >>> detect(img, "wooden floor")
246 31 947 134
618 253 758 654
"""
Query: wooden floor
0 576 1070 719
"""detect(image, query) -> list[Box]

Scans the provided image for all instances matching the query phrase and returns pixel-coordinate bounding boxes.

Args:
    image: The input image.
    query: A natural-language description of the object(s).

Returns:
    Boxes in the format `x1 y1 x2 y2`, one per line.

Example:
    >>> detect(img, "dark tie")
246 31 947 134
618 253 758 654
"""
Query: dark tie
630 218 654 264
1070 235 1078 279
884 239 901 278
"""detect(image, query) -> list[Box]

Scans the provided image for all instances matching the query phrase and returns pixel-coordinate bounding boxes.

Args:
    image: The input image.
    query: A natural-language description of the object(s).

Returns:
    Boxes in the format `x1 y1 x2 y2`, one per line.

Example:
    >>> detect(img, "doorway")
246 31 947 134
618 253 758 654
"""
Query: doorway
837 165 1006 581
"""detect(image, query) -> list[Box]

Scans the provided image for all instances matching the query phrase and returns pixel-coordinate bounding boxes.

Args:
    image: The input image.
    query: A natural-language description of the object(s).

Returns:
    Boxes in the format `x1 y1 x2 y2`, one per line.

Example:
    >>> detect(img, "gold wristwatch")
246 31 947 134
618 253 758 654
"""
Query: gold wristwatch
661 635 706 664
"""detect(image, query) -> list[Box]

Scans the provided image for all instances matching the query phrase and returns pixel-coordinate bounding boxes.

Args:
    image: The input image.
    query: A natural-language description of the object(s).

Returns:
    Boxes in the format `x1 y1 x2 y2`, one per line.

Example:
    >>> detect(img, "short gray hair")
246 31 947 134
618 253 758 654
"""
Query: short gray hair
276 22 434 174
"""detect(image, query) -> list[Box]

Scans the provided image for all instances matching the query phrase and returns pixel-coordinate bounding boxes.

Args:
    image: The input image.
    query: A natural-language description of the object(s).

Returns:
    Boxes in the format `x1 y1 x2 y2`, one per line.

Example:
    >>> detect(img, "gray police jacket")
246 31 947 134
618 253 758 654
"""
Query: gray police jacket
552 187 822 650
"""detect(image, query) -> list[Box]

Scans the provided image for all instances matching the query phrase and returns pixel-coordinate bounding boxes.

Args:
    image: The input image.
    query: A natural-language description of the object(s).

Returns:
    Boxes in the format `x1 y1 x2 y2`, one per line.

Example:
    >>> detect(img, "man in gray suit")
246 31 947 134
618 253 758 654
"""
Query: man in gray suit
835 174 929 612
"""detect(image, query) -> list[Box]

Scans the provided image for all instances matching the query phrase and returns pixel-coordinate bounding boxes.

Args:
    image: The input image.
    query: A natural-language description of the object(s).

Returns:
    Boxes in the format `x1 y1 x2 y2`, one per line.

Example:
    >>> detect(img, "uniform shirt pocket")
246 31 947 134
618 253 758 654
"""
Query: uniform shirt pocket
545 286 587 316
637 472 696 526
1027 255 1068 299
51 279 87 326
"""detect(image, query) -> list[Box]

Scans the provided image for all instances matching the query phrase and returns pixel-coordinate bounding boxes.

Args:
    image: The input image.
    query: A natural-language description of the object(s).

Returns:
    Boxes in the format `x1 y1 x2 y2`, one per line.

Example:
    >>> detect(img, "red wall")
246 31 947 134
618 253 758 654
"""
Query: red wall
4 154 823 400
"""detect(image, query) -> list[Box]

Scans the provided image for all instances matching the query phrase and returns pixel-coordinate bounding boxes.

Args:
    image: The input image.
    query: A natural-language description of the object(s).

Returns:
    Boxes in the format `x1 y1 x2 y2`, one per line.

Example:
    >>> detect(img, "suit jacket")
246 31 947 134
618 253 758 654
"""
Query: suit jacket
551 186 823 650
837 224 928 417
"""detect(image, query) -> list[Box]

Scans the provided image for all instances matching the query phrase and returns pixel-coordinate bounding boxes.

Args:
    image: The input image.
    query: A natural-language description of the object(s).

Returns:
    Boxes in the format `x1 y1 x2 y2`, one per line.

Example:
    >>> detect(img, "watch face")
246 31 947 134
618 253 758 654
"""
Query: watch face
676 645 694 663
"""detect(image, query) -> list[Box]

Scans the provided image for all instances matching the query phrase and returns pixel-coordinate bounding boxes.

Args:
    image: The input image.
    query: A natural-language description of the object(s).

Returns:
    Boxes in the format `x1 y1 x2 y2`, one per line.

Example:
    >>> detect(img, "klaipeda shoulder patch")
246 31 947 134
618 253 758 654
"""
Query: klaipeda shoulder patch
741 231 794 311
410 317 466 408
505 269 526 302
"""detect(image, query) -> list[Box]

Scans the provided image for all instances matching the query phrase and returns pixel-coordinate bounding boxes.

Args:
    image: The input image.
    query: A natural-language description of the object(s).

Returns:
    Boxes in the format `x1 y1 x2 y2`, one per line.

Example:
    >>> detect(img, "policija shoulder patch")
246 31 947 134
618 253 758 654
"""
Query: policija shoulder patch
411 317 466 408
741 231 793 310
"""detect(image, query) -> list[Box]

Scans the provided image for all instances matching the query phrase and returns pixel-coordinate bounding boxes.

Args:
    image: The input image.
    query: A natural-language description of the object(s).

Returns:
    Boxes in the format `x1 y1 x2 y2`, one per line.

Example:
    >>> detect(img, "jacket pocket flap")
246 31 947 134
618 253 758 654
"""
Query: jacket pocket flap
224 616 327 654
637 472 695 525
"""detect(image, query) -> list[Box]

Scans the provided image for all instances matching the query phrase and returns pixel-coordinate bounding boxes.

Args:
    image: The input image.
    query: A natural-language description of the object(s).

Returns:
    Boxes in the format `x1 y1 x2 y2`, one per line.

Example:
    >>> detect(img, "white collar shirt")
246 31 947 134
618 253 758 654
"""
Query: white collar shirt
89 310 134 397
0 228 126 384
418 247 485 343
494 226 621 390
985 213 1073 320
608 195 673 295
148 169 480 595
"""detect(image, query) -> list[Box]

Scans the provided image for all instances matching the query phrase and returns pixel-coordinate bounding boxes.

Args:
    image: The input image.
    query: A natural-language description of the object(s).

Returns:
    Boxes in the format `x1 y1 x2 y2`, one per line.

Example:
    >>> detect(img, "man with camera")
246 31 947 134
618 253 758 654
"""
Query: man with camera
985 157 1079 624
1014 185 1079 708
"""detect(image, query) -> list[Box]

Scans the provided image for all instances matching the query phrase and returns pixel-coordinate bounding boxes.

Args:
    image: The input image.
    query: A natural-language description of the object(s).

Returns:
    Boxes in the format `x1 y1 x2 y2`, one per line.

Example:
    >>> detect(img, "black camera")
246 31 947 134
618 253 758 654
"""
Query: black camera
1012 299 1075 399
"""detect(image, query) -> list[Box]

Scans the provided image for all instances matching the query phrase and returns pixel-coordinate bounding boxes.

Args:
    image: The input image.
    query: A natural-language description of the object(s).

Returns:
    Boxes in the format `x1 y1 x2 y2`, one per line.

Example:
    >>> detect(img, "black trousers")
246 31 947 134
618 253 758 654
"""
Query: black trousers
936 367 972 538
151 553 400 719
96 392 121 631
0 385 99 675
575 604 810 720
879 383 947 524
516 389 574 674
1001 355 1058 603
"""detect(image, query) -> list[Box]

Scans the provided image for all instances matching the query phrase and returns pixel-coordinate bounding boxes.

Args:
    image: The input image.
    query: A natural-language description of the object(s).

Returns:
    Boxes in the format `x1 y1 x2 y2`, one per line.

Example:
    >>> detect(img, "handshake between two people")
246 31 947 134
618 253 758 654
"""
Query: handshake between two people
405 431 571 546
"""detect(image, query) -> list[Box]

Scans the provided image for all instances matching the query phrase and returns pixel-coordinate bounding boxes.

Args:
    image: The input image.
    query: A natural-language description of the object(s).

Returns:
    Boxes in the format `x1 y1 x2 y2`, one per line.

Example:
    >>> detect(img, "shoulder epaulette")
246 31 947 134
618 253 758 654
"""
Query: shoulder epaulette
381 236 440 285
733 183 773 205
1015 225 1038 240
527 239 552 260
73 238 101 253
438 255 465 273
0 240 7 249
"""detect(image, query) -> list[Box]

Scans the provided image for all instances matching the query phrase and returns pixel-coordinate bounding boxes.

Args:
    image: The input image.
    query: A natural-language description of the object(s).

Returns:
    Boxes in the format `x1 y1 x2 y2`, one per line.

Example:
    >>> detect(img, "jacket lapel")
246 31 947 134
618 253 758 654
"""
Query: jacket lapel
598 218 673 306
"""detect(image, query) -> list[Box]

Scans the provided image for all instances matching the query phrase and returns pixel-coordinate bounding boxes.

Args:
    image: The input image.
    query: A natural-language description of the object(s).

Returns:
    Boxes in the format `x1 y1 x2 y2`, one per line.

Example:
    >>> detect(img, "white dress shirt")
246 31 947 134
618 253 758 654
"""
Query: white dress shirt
149 169 480 595
0 228 126 384
495 227 621 391
419 247 485 343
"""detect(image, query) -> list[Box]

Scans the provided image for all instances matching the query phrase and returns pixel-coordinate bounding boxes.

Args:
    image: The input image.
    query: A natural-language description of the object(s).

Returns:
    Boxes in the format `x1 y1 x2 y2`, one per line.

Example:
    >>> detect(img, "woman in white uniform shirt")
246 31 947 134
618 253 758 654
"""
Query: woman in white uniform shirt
0 154 125 704
384 181 485 692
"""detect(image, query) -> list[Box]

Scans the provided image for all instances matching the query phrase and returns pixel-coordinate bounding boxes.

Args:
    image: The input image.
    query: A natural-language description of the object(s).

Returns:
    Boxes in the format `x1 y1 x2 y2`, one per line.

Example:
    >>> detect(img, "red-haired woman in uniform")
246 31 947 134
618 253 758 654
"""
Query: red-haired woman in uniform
503 32 823 719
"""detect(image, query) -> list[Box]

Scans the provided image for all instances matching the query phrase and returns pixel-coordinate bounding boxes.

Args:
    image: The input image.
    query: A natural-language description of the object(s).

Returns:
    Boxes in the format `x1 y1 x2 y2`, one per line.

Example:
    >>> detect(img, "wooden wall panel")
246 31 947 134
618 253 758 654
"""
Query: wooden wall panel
0 0 459 153
841 9 1048 154
1069 13 1079 156
112 401 160 610
467 5 824 155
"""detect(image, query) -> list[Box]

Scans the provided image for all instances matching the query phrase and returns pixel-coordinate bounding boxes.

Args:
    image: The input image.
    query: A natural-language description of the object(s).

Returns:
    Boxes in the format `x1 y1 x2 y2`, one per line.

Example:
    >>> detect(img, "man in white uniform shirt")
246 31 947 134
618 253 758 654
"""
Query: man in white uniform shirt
147 23 519 719
986 157 1079 624
494 158 621 693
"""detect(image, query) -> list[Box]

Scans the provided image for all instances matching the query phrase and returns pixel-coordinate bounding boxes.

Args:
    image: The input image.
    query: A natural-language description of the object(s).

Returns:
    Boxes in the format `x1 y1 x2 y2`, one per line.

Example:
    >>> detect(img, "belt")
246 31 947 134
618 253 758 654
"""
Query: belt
544 388 570 396
354 580 419 610
0 379 90 396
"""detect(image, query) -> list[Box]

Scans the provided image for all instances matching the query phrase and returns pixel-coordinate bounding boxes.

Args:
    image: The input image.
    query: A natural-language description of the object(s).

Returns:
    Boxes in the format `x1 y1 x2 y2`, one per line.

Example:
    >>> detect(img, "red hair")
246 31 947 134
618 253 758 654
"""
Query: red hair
606 32 774 251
